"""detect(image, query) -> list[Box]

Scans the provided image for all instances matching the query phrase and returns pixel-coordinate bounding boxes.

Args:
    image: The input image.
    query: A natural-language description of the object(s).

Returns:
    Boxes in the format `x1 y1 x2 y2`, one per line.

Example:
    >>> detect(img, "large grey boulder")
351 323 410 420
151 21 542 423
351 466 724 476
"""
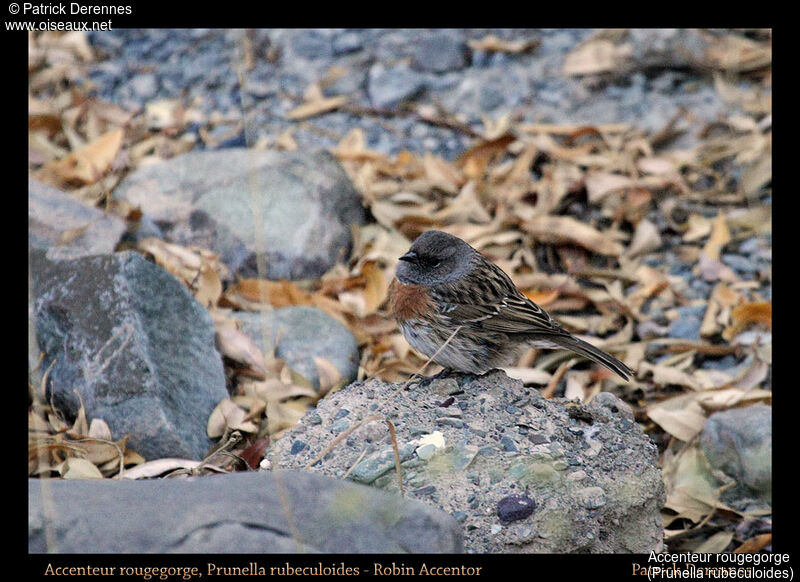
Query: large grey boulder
30 251 228 460
268 370 665 553
112 149 365 280
28 470 463 553
28 178 126 260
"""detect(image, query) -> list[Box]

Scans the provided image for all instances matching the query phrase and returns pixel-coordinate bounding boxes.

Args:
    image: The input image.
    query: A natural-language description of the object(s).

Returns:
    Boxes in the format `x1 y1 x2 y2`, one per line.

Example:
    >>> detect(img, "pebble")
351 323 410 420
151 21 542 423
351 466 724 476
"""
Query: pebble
668 305 706 340
290 440 308 455
367 63 426 109
412 33 468 73
496 494 536 525
722 253 759 274
500 436 519 452
578 486 607 509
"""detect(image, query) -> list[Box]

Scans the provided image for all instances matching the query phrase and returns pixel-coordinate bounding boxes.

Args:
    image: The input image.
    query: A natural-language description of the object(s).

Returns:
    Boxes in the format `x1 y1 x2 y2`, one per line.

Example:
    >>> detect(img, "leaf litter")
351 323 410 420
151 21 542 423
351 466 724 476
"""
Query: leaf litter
27 29 772 552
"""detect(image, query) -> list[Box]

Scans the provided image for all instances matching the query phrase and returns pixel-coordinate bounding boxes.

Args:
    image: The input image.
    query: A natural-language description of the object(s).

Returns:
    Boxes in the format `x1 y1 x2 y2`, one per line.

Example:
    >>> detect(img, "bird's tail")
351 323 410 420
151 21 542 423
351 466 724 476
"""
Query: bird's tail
549 335 634 381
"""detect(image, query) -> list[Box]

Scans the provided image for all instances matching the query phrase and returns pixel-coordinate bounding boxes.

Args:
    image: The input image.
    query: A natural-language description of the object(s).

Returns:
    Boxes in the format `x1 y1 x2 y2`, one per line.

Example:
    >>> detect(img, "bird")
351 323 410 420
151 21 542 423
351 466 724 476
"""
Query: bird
388 230 633 381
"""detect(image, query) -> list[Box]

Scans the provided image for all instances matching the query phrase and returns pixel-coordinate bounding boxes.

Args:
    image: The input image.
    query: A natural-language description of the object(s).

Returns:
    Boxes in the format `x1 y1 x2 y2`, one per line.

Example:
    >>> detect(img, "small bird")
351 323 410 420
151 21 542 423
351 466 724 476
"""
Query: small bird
388 230 633 381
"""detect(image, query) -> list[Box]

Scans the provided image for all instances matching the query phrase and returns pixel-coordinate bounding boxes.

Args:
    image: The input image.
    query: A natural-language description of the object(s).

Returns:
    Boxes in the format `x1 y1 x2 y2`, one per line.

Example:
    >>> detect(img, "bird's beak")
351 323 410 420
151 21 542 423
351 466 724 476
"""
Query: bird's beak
399 251 418 263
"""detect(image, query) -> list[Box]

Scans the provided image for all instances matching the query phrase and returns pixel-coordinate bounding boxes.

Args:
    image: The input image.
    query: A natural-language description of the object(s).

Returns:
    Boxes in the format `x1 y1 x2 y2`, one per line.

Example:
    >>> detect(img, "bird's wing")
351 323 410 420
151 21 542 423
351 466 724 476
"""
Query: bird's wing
433 260 564 335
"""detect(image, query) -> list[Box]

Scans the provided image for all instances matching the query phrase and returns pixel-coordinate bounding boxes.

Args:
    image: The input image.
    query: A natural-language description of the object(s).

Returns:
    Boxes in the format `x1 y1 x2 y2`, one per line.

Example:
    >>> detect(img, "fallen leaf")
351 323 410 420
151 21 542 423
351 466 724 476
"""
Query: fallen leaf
215 325 267 378
456 134 515 182
585 171 635 203
563 39 633 76
314 357 344 397
60 457 104 480
625 219 662 257
523 215 625 256
734 533 772 553
121 458 202 479
663 445 728 523
648 393 706 442
467 35 540 54
286 95 348 121
37 128 123 186
723 302 771 341
207 398 259 438
702 212 731 260
361 260 389 315
695 530 734 553
239 436 271 470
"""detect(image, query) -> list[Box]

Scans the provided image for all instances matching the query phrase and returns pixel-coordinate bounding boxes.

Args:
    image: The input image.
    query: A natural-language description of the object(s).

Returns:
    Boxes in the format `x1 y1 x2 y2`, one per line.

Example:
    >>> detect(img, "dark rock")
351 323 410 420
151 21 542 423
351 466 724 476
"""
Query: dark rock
497 494 536 525
30 251 227 460
28 471 463 553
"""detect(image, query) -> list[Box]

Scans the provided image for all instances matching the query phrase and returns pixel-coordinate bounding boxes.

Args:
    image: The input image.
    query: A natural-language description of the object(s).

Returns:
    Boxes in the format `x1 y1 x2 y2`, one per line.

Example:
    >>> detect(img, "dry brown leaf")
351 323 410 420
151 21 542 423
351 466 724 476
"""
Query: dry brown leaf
695 387 771 412
121 458 202 479
523 215 625 256
683 214 713 242
563 39 633 76
314 357 344 397
734 533 772 554
422 151 464 193
37 128 123 186
456 134 515 182
207 398 259 438
585 171 635 203
625 219 662 258
60 457 104 480
433 181 492 224
361 260 389 315
224 279 314 309
138 238 228 305
641 362 704 391
467 35 540 54
702 212 731 260
705 34 772 73
662 445 738 524
215 326 267 378
286 95 348 121
723 302 771 341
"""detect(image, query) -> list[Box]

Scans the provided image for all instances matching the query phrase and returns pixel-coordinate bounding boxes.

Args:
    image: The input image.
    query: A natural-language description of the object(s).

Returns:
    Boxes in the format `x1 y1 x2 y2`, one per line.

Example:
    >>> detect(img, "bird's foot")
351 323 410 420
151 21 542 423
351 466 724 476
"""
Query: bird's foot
406 368 456 390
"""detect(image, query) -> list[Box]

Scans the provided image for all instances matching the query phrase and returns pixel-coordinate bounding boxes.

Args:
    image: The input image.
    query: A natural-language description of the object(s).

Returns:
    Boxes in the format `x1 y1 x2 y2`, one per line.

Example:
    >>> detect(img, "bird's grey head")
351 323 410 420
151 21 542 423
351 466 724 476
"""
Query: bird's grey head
395 230 477 286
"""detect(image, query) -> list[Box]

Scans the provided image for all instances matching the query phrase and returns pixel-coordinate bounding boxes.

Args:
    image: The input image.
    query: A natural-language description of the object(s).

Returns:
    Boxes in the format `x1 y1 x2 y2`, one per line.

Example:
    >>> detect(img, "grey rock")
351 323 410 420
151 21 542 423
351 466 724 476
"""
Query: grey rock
29 470 463 553
30 251 227 460
28 178 126 260
412 33 468 73
231 307 359 391
722 253 759 274
333 31 363 55
700 404 772 502
129 72 159 99
367 63 426 109
268 370 665 553
668 305 706 340
112 149 365 280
